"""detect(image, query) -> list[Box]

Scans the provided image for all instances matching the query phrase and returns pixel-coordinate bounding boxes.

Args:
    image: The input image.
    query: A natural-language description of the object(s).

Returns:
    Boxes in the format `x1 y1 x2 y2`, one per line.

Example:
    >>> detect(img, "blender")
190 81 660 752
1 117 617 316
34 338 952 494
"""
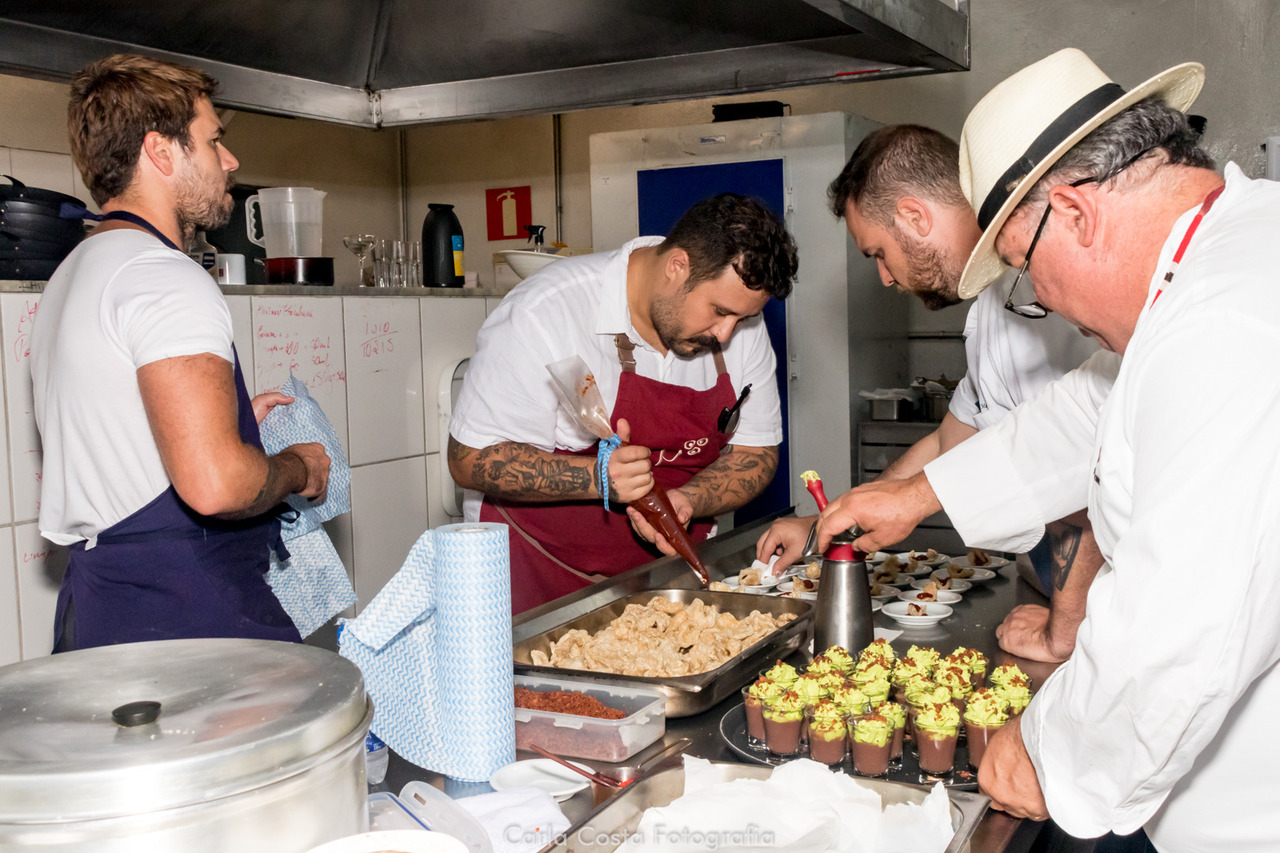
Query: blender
245 187 332 284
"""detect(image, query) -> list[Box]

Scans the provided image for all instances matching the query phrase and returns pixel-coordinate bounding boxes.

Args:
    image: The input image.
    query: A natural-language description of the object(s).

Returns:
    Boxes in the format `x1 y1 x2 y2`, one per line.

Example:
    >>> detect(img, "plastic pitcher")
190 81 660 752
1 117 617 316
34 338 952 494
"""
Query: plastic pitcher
245 187 326 258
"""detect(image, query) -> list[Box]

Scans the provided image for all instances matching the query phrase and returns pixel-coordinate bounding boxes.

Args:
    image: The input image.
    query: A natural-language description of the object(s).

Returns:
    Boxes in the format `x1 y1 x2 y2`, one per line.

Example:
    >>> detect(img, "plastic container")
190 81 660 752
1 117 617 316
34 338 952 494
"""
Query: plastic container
422 203 464 287
397 781 493 853
367 792 429 832
514 674 666 762
246 186 326 258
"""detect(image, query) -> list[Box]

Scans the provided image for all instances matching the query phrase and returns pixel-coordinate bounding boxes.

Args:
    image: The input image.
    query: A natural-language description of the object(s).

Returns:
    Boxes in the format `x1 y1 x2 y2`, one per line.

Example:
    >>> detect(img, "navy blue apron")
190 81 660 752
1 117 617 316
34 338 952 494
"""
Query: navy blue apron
52 211 301 651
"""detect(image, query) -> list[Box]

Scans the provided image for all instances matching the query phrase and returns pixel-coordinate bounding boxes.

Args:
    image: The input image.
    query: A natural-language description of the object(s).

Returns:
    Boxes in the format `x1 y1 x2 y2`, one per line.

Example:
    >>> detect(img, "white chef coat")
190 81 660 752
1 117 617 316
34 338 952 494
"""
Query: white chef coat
450 237 783 521
31 230 236 545
926 165 1280 850
949 271 1099 430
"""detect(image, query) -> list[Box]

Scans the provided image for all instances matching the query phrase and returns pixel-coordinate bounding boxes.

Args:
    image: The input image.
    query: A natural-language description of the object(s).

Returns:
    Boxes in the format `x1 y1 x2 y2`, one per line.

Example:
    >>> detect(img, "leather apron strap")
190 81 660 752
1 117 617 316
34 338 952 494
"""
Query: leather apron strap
614 333 727 375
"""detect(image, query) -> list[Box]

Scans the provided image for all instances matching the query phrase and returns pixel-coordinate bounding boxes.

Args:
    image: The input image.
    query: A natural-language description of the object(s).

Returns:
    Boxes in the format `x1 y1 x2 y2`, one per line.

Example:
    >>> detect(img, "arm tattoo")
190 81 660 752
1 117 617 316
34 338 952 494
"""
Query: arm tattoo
455 439 596 502
680 445 779 518
216 453 291 520
1046 520 1083 591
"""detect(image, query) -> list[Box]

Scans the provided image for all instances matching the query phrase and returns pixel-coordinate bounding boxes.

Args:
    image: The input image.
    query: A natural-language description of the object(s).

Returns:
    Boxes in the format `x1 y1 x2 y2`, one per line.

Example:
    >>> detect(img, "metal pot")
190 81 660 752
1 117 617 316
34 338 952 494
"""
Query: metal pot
0 175 87 208
0 638 373 852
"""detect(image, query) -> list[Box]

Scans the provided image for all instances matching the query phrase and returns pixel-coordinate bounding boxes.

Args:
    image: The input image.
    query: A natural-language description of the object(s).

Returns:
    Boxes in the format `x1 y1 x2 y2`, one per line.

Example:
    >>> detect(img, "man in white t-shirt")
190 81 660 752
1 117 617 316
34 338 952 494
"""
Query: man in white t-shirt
757 125 1108 663
30 54 330 651
449 193 796 612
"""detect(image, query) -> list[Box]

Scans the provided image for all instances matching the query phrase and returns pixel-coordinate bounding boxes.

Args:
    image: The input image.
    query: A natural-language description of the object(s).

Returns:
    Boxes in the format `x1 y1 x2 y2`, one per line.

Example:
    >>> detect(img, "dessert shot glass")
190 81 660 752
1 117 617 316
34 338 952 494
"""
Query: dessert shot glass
876 702 906 768
741 684 767 750
965 719 1005 770
762 694 804 757
849 714 892 778
914 720 960 781
805 709 848 766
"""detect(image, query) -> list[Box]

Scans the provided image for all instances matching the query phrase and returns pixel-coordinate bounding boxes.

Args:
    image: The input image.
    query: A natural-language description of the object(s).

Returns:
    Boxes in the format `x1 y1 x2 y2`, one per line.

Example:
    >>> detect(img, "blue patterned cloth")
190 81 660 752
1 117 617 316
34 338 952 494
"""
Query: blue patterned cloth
339 523 515 782
259 373 356 636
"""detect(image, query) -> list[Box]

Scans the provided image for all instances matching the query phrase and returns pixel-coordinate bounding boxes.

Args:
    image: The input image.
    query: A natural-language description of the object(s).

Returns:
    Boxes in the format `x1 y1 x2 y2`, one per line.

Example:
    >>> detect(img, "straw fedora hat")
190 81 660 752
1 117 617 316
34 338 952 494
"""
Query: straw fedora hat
956 48 1204 299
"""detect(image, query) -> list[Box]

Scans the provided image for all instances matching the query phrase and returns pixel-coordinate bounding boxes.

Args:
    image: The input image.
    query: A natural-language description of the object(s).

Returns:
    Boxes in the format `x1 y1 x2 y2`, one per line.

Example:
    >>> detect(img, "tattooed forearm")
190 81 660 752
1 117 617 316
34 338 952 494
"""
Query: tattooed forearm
1045 519 1083 591
216 451 299 520
679 445 779 518
447 436 598 502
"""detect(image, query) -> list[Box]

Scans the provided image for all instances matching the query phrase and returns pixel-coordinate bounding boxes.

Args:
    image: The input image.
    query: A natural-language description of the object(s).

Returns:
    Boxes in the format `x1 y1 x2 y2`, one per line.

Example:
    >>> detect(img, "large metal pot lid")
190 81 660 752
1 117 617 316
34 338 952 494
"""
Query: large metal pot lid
0 638 370 823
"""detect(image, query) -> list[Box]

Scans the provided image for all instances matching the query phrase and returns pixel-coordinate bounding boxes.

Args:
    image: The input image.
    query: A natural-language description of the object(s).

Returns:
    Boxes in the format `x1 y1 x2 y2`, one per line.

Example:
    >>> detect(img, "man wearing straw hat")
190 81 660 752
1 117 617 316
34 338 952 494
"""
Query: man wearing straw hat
817 48 1280 849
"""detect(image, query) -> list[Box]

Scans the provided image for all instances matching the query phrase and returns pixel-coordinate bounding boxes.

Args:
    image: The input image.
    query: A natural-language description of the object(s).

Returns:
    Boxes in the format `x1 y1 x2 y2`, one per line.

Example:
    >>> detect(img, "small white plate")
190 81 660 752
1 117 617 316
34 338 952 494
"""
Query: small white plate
897 588 962 605
866 551 892 564
780 589 818 601
949 555 1010 570
781 560 822 580
869 584 901 601
719 574 781 594
866 570 913 587
911 577 971 593
881 600 953 626
932 567 997 584
894 550 950 568
870 599 883 613
306 831 468 853
777 578 819 595
489 759 592 802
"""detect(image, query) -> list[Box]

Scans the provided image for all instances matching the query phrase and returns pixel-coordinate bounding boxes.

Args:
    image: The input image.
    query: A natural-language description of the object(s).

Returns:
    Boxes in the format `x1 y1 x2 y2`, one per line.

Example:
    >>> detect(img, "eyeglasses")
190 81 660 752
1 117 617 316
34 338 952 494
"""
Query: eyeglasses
1005 147 1156 319
718 384 752 435
1004 176 1098 319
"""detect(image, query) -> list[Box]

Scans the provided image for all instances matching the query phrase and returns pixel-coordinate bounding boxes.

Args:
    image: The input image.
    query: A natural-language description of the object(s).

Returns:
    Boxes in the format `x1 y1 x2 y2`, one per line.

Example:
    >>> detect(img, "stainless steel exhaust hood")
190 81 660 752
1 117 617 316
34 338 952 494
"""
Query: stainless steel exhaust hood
0 0 968 127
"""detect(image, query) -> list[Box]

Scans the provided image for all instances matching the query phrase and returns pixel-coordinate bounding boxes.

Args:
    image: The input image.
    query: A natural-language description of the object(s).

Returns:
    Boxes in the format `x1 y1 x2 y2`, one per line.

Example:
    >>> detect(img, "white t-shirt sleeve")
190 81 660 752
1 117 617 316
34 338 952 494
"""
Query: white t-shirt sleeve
924 350 1120 551
102 251 235 367
449 299 563 452
948 300 982 428
722 314 782 448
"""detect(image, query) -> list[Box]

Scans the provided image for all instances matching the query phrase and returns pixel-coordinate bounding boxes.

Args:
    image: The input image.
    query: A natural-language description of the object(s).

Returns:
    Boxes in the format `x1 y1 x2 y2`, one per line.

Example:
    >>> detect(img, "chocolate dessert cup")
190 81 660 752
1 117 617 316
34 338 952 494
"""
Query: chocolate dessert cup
966 720 1003 769
915 728 958 777
762 693 804 756
741 685 766 749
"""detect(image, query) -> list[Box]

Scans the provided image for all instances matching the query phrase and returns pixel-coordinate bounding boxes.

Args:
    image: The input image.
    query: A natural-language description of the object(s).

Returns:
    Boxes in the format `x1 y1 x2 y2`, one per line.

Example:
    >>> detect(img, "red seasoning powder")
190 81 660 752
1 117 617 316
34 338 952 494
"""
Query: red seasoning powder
515 686 626 720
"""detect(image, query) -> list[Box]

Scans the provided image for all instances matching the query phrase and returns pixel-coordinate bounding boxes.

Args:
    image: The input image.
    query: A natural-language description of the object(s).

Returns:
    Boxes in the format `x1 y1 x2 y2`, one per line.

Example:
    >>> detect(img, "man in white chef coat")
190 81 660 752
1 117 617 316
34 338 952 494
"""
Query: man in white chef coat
818 48 1280 851
757 124 1106 663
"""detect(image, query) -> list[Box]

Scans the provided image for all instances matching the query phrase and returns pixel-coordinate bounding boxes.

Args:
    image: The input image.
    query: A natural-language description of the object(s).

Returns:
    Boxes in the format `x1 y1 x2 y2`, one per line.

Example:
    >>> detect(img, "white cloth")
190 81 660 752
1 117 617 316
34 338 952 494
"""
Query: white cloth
949 270 1099 430
30 230 235 545
926 165 1280 850
455 787 570 853
451 237 783 521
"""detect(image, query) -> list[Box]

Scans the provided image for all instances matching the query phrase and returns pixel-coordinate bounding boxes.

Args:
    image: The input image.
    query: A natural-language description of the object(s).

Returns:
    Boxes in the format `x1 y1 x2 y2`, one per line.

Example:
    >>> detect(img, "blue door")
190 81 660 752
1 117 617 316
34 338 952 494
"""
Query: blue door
637 159 790 525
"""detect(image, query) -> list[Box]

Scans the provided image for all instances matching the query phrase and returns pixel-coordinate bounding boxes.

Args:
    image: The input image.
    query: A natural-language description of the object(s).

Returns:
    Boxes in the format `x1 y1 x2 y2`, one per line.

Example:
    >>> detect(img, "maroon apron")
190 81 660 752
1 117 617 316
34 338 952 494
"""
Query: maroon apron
481 334 737 613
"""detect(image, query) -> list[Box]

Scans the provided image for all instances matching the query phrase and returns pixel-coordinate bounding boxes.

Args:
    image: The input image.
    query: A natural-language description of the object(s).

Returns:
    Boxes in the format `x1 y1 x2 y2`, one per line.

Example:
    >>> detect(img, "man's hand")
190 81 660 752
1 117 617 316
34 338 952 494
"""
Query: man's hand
756 515 816 569
978 713 1050 821
278 442 331 502
251 392 294 425
996 604 1074 663
815 472 941 553
609 418 655 504
626 488 694 555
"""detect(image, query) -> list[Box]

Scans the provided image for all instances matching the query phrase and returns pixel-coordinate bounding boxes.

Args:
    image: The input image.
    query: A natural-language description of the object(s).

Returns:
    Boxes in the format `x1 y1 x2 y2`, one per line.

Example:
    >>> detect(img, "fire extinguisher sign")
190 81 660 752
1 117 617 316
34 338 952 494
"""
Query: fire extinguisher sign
484 186 533 241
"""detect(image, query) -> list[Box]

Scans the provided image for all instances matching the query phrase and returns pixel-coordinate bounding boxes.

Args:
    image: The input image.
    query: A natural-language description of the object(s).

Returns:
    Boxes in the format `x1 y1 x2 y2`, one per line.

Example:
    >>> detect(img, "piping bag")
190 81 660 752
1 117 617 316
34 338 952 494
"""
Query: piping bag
547 356 711 587
801 469 859 561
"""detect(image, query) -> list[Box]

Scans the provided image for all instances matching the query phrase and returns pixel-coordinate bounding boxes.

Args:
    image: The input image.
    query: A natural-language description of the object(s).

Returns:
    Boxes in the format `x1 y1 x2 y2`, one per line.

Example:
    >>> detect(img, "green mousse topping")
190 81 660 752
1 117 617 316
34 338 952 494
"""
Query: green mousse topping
793 673 828 705
906 683 951 708
809 714 848 742
934 664 972 697
862 638 896 662
749 676 784 702
817 672 850 694
907 645 941 671
806 654 842 677
764 690 805 721
875 701 906 728
894 656 930 684
829 683 870 715
853 658 892 685
989 663 1030 690
852 713 893 746
964 689 1010 726
914 702 961 735
763 660 800 688
809 698 846 728
997 676 1032 711
820 645 856 672
861 678 891 706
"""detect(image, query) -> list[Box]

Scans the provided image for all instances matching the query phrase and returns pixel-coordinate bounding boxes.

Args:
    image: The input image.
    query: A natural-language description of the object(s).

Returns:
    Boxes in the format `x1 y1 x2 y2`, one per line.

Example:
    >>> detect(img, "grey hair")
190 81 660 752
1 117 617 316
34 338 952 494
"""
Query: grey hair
1014 96 1215 219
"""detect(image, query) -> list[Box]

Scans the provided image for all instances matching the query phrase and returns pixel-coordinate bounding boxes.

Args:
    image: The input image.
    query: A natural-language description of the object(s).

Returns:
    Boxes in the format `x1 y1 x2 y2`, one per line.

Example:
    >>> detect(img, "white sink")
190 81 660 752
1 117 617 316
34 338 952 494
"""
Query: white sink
496 250 566 280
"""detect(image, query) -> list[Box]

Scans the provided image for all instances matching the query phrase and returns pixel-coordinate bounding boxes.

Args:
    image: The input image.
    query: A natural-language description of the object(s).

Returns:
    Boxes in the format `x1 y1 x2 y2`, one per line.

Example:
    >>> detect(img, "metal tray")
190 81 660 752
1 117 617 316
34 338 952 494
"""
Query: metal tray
513 589 813 718
544 761 989 853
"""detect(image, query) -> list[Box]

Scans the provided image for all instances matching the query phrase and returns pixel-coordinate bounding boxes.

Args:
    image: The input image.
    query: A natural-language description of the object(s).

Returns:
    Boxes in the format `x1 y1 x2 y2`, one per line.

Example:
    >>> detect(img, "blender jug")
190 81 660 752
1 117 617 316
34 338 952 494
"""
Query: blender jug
245 187 326 257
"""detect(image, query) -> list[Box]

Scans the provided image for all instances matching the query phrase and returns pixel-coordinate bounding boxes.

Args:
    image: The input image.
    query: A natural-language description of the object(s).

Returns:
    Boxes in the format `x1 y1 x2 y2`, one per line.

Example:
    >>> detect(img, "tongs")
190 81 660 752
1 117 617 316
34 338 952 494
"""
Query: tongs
530 738 692 788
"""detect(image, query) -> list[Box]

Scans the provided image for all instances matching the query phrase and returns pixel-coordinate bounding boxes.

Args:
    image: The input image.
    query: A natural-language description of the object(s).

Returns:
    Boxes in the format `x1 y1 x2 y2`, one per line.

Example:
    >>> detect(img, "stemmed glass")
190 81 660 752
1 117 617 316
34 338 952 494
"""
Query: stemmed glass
342 234 376 286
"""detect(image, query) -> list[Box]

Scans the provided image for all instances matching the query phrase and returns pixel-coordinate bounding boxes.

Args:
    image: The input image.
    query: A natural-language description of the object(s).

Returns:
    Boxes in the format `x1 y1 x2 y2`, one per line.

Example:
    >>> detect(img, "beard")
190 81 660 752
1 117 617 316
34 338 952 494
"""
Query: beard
893 227 964 311
650 287 718 357
175 166 235 237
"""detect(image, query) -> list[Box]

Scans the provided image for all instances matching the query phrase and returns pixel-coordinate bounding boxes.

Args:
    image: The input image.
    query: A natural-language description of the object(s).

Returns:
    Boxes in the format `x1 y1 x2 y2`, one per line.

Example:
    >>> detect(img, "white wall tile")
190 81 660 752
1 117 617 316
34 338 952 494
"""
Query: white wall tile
484 297 504 316
1 293 41 522
349 456 427 608
0 148 13 179
343 297 425 465
425 451 464 528
8 149 74 197
15 522 66 659
68 160 101 213
0 528 18 667
250 296 349 451
419 298 486 454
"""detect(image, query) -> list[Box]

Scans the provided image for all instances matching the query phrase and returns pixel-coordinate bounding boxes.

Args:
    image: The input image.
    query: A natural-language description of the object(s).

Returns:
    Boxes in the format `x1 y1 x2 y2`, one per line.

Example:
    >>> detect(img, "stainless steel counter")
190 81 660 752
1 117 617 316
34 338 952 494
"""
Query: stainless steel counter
381 513 1061 852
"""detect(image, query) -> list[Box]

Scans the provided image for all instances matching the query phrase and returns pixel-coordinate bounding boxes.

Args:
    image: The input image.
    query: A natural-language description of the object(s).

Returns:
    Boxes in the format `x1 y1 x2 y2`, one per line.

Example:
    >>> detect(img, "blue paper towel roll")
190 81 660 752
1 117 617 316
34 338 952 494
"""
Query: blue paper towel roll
340 522 514 782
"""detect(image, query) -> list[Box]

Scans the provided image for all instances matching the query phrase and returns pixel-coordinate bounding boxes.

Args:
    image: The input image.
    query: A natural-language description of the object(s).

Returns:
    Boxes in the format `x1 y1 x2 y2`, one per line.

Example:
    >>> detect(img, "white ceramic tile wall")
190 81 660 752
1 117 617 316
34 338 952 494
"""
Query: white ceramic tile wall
419 298 486 454
0 528 18 666
1 293 41 522
14 522 66 659
344 297 425 465
484 297 504 316
349 455 428 609
425 451 461 528
0 148 12 177
8 149 74 198
249 296 349 451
